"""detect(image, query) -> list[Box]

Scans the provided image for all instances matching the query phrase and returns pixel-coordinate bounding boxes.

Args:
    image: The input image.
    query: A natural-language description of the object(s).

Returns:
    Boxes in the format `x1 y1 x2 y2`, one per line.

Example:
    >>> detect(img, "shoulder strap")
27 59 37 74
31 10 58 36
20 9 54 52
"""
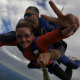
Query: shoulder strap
31 37 40 58
49 22 58 29
17 43 23 53
39 17 58 33
39 17 49 32
17 37 40 57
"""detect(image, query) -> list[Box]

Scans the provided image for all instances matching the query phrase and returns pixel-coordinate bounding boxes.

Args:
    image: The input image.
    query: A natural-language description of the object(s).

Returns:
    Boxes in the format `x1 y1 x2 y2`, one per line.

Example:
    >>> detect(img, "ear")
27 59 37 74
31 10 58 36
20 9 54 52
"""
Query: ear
35 14 39 18
33 24 37 29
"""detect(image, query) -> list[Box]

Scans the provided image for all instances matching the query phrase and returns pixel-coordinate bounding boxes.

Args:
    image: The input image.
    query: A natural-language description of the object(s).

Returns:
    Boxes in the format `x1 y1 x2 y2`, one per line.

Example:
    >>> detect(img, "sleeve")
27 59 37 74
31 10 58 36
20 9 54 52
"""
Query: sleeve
48 23 67 57
0 40 17 47
36 28 68 51
0 31 16 42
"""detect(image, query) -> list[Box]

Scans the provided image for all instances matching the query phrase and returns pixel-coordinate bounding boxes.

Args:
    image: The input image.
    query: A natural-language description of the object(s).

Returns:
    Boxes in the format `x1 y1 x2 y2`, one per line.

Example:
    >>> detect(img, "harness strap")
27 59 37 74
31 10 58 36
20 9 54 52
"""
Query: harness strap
31 37 41 58
17 44 23 53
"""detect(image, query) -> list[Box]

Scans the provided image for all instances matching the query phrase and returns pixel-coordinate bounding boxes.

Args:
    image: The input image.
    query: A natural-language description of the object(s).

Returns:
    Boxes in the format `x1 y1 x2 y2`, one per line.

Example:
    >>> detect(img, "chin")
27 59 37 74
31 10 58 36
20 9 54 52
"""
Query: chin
19 42 30 48
22 45 28 48
22 44 29 48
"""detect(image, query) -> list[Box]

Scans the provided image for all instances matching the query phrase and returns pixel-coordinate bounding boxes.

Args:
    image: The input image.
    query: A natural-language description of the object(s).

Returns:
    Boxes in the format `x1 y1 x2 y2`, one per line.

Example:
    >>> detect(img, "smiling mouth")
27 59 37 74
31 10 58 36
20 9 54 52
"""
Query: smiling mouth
21 41 29 45
22 43 27 45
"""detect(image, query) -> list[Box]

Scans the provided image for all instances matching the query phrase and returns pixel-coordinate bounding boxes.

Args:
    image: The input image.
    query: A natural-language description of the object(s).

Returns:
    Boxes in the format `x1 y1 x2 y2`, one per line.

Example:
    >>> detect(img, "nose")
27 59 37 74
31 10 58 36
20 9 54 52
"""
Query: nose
21 37 26 41
25 17 31 21
25 16 28 18
25 16 31 20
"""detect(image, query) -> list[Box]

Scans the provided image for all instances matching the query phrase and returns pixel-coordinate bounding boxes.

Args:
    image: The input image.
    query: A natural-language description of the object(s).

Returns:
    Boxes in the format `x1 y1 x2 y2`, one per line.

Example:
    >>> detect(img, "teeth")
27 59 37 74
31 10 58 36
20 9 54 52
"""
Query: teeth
22 43 26 44
23 43 26 44
21 41 29 44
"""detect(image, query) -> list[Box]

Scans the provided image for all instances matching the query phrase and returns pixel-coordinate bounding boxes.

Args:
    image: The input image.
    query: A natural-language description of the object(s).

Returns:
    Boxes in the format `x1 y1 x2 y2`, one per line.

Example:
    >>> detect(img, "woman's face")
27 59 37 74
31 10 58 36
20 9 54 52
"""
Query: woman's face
16 27 33 48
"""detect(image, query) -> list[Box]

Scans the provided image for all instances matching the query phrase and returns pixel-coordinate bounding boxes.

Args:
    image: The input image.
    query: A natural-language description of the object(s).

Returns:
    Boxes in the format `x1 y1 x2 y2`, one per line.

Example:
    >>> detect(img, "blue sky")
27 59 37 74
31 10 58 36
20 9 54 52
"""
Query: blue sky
0 0 80 80
2 19 12 33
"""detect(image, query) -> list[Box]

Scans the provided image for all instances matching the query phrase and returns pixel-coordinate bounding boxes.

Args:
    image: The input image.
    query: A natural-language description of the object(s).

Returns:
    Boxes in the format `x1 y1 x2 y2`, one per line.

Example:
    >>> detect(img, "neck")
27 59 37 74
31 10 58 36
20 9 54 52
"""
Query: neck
36 19 39 27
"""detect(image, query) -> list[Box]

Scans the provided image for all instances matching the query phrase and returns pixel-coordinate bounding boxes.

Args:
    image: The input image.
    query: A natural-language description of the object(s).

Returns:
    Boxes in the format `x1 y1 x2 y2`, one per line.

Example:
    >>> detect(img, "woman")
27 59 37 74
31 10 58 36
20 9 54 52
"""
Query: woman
0 18 77 80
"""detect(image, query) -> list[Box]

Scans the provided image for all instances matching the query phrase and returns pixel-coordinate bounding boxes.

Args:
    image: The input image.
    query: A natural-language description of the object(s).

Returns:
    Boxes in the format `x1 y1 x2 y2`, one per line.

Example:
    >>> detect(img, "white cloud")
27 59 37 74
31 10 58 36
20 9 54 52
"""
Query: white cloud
0 20 3 28
1 47 30 64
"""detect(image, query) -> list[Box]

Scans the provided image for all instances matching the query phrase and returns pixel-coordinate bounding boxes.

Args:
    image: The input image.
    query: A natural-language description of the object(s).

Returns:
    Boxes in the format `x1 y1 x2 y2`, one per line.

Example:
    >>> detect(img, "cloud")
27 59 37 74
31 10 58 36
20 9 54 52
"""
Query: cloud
1 47 30 64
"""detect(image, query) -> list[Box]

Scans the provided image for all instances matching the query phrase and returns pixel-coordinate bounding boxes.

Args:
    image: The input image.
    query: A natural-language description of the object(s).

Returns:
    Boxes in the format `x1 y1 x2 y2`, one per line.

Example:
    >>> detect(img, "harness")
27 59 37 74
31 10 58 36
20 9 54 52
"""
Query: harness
39 17 50 32
39 17 58 35
17 37 40 57
17 17 67 73
17 37 56 68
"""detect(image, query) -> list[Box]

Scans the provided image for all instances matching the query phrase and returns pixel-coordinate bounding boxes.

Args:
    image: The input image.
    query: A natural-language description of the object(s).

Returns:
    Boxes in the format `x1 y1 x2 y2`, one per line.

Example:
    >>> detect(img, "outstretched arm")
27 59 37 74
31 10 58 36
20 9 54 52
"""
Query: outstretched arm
0 31 16 42
41 0 79 36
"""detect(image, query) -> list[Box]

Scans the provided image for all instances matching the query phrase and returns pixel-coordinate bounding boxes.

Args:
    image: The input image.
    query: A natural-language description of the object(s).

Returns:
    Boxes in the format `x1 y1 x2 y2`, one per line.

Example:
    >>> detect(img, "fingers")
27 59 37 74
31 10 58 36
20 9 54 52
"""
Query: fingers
65 13 75 24
38 54 44 61
41 0 64 22
49 0 64 18
41 14 57 23
74 16 79 29
62 24 77 36
37 54 49 65
65 14 79 29
37 54 44 65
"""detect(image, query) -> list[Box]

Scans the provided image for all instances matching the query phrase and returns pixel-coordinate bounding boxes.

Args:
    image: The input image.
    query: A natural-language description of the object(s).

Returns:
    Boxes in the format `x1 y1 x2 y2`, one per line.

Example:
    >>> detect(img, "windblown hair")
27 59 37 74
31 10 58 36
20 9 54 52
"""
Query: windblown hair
26 6 39 14
15 18 34 33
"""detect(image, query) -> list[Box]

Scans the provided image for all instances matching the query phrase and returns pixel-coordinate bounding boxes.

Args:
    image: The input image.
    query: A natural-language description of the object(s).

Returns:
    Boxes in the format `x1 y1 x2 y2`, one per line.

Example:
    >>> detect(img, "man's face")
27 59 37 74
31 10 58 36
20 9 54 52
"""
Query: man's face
24 10 35 18
24 10 39 29
16 27 33 48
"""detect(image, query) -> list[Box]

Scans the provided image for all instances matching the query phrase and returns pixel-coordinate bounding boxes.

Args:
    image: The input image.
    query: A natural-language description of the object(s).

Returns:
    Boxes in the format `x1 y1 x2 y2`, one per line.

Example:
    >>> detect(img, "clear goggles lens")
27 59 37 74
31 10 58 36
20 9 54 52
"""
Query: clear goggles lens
16 30 32 39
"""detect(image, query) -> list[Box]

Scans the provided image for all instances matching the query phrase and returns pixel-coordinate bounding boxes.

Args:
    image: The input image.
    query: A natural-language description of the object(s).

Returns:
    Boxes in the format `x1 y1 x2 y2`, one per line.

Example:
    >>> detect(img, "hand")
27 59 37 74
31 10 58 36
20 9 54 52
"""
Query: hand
37 52 52 65
41 0 79 36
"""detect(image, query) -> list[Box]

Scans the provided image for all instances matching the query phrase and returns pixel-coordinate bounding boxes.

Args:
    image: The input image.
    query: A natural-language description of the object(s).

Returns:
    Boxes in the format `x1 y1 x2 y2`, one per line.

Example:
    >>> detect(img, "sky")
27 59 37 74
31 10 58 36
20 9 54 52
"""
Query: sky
0 0 80 80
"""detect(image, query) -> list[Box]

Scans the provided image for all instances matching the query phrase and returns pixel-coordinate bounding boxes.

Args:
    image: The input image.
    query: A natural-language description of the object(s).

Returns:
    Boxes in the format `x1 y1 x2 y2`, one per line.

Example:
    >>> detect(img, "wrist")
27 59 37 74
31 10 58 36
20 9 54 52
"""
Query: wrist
48 49 61 60
47 49 54 60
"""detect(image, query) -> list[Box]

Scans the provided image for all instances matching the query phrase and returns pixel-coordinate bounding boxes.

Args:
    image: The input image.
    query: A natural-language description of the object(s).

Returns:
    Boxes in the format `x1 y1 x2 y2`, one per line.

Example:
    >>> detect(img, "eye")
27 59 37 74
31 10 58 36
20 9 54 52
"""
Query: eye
25 13 32 17
27 13 32 17
25 34 30 38
17 35 22 39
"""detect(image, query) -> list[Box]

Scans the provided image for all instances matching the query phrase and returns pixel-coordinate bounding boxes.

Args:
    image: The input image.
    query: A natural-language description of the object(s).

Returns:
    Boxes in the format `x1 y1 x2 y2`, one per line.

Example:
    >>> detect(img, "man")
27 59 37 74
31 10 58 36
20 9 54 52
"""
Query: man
24 5 80 80
24 1 80 68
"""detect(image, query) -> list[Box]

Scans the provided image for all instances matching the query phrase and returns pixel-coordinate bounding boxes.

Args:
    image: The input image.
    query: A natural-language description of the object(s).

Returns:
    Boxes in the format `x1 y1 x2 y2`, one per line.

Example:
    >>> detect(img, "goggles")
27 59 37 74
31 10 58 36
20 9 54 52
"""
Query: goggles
24 13 36 18
16 30 33 39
